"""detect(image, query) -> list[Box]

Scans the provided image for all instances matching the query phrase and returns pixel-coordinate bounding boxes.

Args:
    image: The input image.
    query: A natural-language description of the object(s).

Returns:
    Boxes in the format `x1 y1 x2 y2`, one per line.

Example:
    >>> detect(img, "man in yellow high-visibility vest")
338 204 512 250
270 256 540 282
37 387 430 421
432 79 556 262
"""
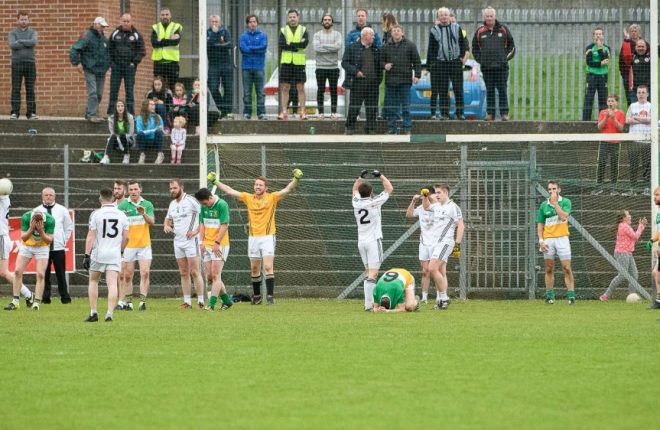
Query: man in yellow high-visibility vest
277 9 309 120
150 7 182 91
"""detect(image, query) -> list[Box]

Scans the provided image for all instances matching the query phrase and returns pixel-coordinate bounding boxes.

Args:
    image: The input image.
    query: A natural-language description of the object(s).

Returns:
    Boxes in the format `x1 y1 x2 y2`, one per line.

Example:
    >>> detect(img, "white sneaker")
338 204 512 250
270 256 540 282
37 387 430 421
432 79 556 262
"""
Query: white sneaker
122 154 130 164
99 155 110 165
155 152 164 164
138 152 146 164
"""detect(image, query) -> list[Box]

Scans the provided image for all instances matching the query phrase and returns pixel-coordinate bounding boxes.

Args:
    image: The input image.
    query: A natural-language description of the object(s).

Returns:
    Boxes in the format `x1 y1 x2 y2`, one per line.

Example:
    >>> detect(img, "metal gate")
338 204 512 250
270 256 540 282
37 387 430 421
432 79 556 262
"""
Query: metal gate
458 145 538 299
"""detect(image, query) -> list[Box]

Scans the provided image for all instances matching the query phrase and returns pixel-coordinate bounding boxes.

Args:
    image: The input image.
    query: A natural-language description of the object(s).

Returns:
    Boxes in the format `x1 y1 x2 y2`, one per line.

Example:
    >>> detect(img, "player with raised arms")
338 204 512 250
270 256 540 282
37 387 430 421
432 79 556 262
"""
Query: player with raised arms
406 185 437 303
83 188 129 322
194 187 233 311
208 169 302 305
372 268 419 313
352 169 393 311
422 183 464 310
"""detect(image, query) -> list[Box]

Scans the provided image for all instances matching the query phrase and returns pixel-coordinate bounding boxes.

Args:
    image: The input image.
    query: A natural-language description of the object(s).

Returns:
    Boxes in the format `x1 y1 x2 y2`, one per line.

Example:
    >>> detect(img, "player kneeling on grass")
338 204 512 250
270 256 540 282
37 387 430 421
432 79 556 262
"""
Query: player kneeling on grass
372 268 419 313
4 207 54 311
194 188 233 311
83 188 129 322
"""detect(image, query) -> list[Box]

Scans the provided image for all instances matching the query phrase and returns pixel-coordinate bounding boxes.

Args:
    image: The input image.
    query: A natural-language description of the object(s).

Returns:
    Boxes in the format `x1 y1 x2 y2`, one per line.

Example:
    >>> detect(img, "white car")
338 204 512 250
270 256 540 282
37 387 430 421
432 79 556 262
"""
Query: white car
264 60 346 117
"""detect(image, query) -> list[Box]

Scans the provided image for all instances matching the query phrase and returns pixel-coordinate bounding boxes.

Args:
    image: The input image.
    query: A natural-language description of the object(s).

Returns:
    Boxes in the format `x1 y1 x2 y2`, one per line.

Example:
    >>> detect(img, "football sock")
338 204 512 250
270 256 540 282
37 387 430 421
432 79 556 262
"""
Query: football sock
183 295 192 305
265 274 274 296
197 296 204 305
439 292 448 301
220 293 231 305
252 276 261 296
90 309 97 316
12 296 19 305
139 294 147 302
364 279 375 308
106 311 113 319
567 290 576 299
126 294 133 304
546 289 555 300
34 298 41 305
117 300 126 307
656 292 660 302
422 292 428 301
20 285 32 298
209 295 218 309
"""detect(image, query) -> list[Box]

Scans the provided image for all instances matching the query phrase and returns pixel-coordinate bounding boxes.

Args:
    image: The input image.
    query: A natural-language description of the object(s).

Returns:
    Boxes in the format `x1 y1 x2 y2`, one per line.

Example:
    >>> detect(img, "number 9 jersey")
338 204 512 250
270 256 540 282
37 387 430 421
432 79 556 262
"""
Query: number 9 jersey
352 191 390 242
89 204 129 265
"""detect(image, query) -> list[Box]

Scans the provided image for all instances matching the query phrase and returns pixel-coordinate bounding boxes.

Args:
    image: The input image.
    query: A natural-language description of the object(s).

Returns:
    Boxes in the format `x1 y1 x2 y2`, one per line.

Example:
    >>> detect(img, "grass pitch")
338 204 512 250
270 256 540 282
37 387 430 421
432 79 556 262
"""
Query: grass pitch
1 298 658 429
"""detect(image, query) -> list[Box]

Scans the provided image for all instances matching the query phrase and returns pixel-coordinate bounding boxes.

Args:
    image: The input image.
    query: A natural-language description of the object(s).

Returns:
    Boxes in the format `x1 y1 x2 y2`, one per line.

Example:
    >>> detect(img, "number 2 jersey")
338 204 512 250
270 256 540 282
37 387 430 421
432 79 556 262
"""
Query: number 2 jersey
89 203 129 265
352 191 390 242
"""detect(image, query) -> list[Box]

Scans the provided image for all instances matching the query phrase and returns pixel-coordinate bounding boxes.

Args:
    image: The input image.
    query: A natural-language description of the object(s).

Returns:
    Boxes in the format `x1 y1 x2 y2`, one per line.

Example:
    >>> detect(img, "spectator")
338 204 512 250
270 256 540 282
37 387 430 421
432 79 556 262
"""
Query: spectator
101 100 134 165
239 14 267 120
428 7 469 120
151 7 182 91
619 24 648 106
136 99 165 165
381 25 421 135
107 13 145 116
600 210 646 301
631 39 651 99
187 79 221 133
38 188 73 305
9 10 38 120
343 27 382 135
593 95 625 194
278 9 309 121
345 8 382 48
312 14 342 118
145 76 172 125
582 27 610 121
624 85 651 194
169 82 188 127
207 15 233 119
380 12 397 47
170 116 186 164
70 17 110 123
471 7 515 121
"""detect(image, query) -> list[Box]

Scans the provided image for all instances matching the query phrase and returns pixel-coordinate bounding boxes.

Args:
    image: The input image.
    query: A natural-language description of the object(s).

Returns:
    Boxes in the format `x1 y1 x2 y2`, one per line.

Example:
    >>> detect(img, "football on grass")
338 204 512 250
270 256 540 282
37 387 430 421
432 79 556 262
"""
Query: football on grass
626 293 642 303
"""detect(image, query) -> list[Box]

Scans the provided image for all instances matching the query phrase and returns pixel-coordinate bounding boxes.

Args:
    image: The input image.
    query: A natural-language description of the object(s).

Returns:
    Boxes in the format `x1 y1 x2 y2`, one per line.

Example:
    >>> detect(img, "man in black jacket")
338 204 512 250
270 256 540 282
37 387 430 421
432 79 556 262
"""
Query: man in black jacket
471 7 515 121
342 27 381 135
108 14 145 115
382 25 421 134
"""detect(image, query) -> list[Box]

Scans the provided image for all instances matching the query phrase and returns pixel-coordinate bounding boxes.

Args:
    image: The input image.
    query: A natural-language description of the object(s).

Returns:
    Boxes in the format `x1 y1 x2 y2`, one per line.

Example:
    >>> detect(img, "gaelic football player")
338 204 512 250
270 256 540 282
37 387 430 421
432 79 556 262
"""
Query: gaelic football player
372 268 419 313
405 186 437 303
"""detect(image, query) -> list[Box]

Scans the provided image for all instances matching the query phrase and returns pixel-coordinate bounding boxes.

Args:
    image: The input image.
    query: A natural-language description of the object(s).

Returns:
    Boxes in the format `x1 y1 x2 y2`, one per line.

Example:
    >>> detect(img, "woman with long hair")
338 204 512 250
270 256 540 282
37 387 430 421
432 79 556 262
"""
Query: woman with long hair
100 100 135 165
135 99 165 164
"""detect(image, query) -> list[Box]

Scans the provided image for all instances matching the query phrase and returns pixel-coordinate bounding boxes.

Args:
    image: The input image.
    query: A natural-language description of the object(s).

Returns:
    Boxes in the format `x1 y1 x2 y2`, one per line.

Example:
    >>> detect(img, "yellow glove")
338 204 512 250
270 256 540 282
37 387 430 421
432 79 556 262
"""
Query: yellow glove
421 188 430 197
452 243 461 258
293 168 303 181
207 172 220 185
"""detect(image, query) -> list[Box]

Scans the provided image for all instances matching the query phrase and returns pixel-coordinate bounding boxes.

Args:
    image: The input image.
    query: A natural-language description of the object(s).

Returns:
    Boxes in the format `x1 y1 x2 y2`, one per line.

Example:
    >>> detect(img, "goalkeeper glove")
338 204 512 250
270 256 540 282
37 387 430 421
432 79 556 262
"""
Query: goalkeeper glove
207 172 220 185
292 168 303 181
452 243 461 258
372 170 381 178
646 240 654 253
360 169 369 179
82 254 91 270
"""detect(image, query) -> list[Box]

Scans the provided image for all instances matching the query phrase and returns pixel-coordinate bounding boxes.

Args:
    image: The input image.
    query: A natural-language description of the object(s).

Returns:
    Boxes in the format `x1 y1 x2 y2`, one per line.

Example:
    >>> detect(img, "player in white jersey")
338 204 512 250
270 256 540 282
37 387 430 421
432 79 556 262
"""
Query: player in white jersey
0 191 34 309
164 179 205 309
422 183 464 310
83 188 129 322
650 187 660 310
405 185 437 303
351 169 393 310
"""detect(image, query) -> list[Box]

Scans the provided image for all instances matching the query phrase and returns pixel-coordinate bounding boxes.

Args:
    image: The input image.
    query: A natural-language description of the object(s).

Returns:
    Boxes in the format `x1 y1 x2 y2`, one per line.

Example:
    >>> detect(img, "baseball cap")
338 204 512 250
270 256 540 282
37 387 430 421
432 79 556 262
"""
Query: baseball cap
94 17 109 27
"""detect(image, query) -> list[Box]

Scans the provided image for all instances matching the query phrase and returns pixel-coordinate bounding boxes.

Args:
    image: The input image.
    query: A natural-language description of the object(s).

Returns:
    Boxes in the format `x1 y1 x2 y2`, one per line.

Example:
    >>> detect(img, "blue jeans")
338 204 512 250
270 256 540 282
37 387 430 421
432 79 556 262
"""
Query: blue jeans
136 129 164 151
84 70 106 118
209 65 233 115
242 69 265 117
108 63 136 115
385 84 412 131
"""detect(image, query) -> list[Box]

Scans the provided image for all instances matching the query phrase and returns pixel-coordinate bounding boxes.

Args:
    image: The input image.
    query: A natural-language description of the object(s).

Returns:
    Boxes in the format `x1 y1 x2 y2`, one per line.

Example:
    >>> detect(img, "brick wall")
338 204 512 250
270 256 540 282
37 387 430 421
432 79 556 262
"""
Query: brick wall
0 0 157 117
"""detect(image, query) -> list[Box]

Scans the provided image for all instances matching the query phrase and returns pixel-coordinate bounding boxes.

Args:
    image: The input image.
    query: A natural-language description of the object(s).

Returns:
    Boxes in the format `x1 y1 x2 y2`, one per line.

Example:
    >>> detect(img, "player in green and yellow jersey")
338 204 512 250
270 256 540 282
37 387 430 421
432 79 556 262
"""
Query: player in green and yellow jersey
117 180 155 311
194 188 232 310
372 268 419 313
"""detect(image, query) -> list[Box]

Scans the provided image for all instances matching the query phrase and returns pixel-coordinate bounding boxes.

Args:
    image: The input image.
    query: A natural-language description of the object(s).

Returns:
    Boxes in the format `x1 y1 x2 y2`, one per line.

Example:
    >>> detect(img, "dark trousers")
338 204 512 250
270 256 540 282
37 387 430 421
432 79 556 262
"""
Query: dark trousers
104 134 132 156
482 67 509 116
154 61 179 91
345 79 379 132
43 250 71 303
11 61 36 116
108 63 137 115
582 73 608 121
627 142 651 186
315 68 340 114
137 129 164 151
209 65 233 115
596 143 620 184
430 60 464 117
385 84 412 131
621 74 634 106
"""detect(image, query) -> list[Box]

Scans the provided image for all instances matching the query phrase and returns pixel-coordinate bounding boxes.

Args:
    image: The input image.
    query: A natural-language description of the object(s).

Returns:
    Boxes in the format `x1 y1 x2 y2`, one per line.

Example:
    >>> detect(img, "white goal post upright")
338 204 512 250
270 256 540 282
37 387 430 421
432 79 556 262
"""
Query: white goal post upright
198 1 208 189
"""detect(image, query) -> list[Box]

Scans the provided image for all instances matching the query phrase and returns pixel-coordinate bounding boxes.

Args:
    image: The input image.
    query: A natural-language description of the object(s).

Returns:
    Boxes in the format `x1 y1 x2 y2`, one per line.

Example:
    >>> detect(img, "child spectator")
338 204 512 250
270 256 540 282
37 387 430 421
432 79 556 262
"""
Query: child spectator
145 76 172 127
170 116 187 164
169 82 188 131
600 210 646 301
136 99 165 164
592 94 625 194
100 100 134 165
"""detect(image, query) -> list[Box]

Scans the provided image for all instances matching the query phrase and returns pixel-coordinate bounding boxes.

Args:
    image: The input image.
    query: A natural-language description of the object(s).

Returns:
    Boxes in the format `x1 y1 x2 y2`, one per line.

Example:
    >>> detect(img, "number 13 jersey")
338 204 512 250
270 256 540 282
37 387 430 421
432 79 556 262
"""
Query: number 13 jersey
89 204 129 265
352 191 390 242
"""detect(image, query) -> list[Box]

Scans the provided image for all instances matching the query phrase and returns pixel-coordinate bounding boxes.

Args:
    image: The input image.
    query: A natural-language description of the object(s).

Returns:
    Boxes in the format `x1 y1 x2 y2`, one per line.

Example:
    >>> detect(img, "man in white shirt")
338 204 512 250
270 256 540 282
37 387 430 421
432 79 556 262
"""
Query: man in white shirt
38 187 74 304
422 183 464 310
83 188 129 322
405 186 437 303
164 179 205 309
625 84 651 193
351 170 393 310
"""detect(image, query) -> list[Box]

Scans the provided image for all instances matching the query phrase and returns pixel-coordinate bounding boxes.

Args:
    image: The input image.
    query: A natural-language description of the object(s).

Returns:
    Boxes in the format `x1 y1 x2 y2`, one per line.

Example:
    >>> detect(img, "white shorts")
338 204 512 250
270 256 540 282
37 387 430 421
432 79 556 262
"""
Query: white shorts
203 245 230 262
248 235 275 259
358 239 383 270
123 246 153 262
431 238 454 262
18 244 49 260
419 243 434 262
90 260 121 273
174 238 200 259
543 236 571 261
0 235 11 260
